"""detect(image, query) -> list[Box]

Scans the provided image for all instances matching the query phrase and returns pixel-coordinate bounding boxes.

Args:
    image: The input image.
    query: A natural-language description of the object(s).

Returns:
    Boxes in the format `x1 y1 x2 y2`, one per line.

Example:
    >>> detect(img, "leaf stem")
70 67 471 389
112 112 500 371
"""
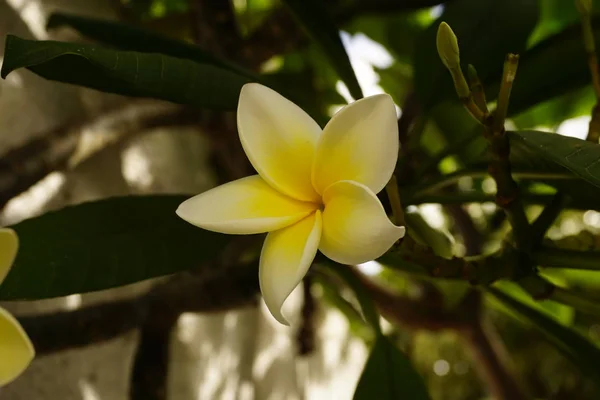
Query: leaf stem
492 54 519 134
487 54 532 251
533 246 600 270
530 193 569 245
408 168 572 198
386 174 406 226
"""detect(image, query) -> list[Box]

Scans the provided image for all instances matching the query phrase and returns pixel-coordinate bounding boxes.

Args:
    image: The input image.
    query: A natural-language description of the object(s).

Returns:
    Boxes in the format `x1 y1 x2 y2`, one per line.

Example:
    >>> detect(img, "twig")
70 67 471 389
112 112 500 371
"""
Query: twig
487 54 531 251
467 64 489 114
530 193 569 245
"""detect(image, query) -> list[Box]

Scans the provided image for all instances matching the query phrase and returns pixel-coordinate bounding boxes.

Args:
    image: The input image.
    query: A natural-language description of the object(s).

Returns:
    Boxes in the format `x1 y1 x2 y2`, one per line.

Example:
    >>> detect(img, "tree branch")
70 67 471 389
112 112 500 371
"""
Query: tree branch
16 262 259 356
352 270 528 400
0 103 203 211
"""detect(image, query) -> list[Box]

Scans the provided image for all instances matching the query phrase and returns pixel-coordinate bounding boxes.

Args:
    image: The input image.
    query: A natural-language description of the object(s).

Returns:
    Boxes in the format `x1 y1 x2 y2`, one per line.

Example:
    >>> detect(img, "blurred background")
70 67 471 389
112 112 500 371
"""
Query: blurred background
1 0 600 399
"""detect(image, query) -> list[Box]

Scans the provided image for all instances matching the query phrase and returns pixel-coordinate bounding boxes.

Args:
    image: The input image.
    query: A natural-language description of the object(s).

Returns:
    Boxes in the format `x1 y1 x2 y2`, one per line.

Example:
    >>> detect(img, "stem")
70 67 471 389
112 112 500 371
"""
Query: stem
406 192 557 206
580 11 600 99
533 246 600 270
409 169 571 197
448 64 486 124
492 54 519 135
386 174 406 226
468 64 489 114
487 54 531 251
530 193 569 245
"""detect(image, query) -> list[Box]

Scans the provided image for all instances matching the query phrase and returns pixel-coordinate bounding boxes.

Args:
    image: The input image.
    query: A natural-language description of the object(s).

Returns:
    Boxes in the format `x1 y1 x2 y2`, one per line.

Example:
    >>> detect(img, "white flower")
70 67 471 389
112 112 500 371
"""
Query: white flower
0 228 34 386
177 83 405 324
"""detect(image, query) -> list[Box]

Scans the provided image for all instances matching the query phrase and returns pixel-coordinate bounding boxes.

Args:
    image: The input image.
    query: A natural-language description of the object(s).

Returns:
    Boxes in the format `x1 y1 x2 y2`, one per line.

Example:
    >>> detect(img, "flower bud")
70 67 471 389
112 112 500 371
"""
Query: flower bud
436 22 460 70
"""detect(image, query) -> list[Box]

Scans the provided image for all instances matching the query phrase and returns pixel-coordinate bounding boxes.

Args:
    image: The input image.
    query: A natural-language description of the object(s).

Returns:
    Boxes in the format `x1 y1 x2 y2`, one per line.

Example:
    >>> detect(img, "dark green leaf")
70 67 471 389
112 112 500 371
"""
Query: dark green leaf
354 335 430 400
1 35 252 110
509 130 600 189
0 196 228 300
46 12 254 79
488 287 600 385
512 87 595 130
413 0 538 109
281 0 363 99
505 18 600 116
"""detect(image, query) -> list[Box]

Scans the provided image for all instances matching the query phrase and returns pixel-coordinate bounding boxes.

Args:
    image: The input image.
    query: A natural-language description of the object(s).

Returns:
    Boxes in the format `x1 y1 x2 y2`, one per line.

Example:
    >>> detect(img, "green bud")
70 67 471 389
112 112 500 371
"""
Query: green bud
576 0 593 16
436 22 460 69
467 64 479 82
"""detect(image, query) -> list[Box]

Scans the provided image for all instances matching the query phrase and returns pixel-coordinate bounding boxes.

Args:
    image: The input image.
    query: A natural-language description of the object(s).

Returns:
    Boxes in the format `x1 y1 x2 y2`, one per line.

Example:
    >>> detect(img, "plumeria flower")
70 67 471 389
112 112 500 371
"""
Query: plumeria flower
177 83 405 324
0 228 34 386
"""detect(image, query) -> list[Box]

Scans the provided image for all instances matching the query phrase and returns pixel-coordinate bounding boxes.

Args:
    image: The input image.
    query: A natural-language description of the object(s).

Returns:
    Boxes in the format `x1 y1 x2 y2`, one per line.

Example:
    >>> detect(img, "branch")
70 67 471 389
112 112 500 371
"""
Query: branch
0 103 202 210
17 262 259 356
352 270 528 400
379 237 517 285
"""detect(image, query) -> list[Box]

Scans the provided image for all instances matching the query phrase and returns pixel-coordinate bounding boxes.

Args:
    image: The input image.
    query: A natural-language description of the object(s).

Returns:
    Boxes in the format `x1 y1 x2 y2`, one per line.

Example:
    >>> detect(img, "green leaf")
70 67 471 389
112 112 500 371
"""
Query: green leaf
0 196 228 300
505 18 600 116
280 0 363 99
509 130 600 189
488 287 600 385
1 35 252 110
46 12 254 78
413 0 539 110
321 262 381 332
405 212 454 259
512 87 595 130
493 281 574 326
354 335 430 400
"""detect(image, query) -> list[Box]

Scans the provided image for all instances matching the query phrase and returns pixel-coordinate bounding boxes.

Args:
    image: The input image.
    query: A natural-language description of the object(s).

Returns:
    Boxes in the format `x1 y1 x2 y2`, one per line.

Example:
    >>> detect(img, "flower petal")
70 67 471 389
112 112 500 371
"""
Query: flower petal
0 307 34 386
320 180 405 265
259 211 322 325
312 94 399 195
177 175 317 234
238 83 321 202
0 228 18 285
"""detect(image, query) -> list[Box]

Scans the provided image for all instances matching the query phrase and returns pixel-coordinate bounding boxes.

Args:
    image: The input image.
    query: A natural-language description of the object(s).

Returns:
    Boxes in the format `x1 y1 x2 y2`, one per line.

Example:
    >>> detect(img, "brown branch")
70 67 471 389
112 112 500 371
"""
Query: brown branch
17 298 144 355
352 269 529 400
16 262 259 356
0 103 202 211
